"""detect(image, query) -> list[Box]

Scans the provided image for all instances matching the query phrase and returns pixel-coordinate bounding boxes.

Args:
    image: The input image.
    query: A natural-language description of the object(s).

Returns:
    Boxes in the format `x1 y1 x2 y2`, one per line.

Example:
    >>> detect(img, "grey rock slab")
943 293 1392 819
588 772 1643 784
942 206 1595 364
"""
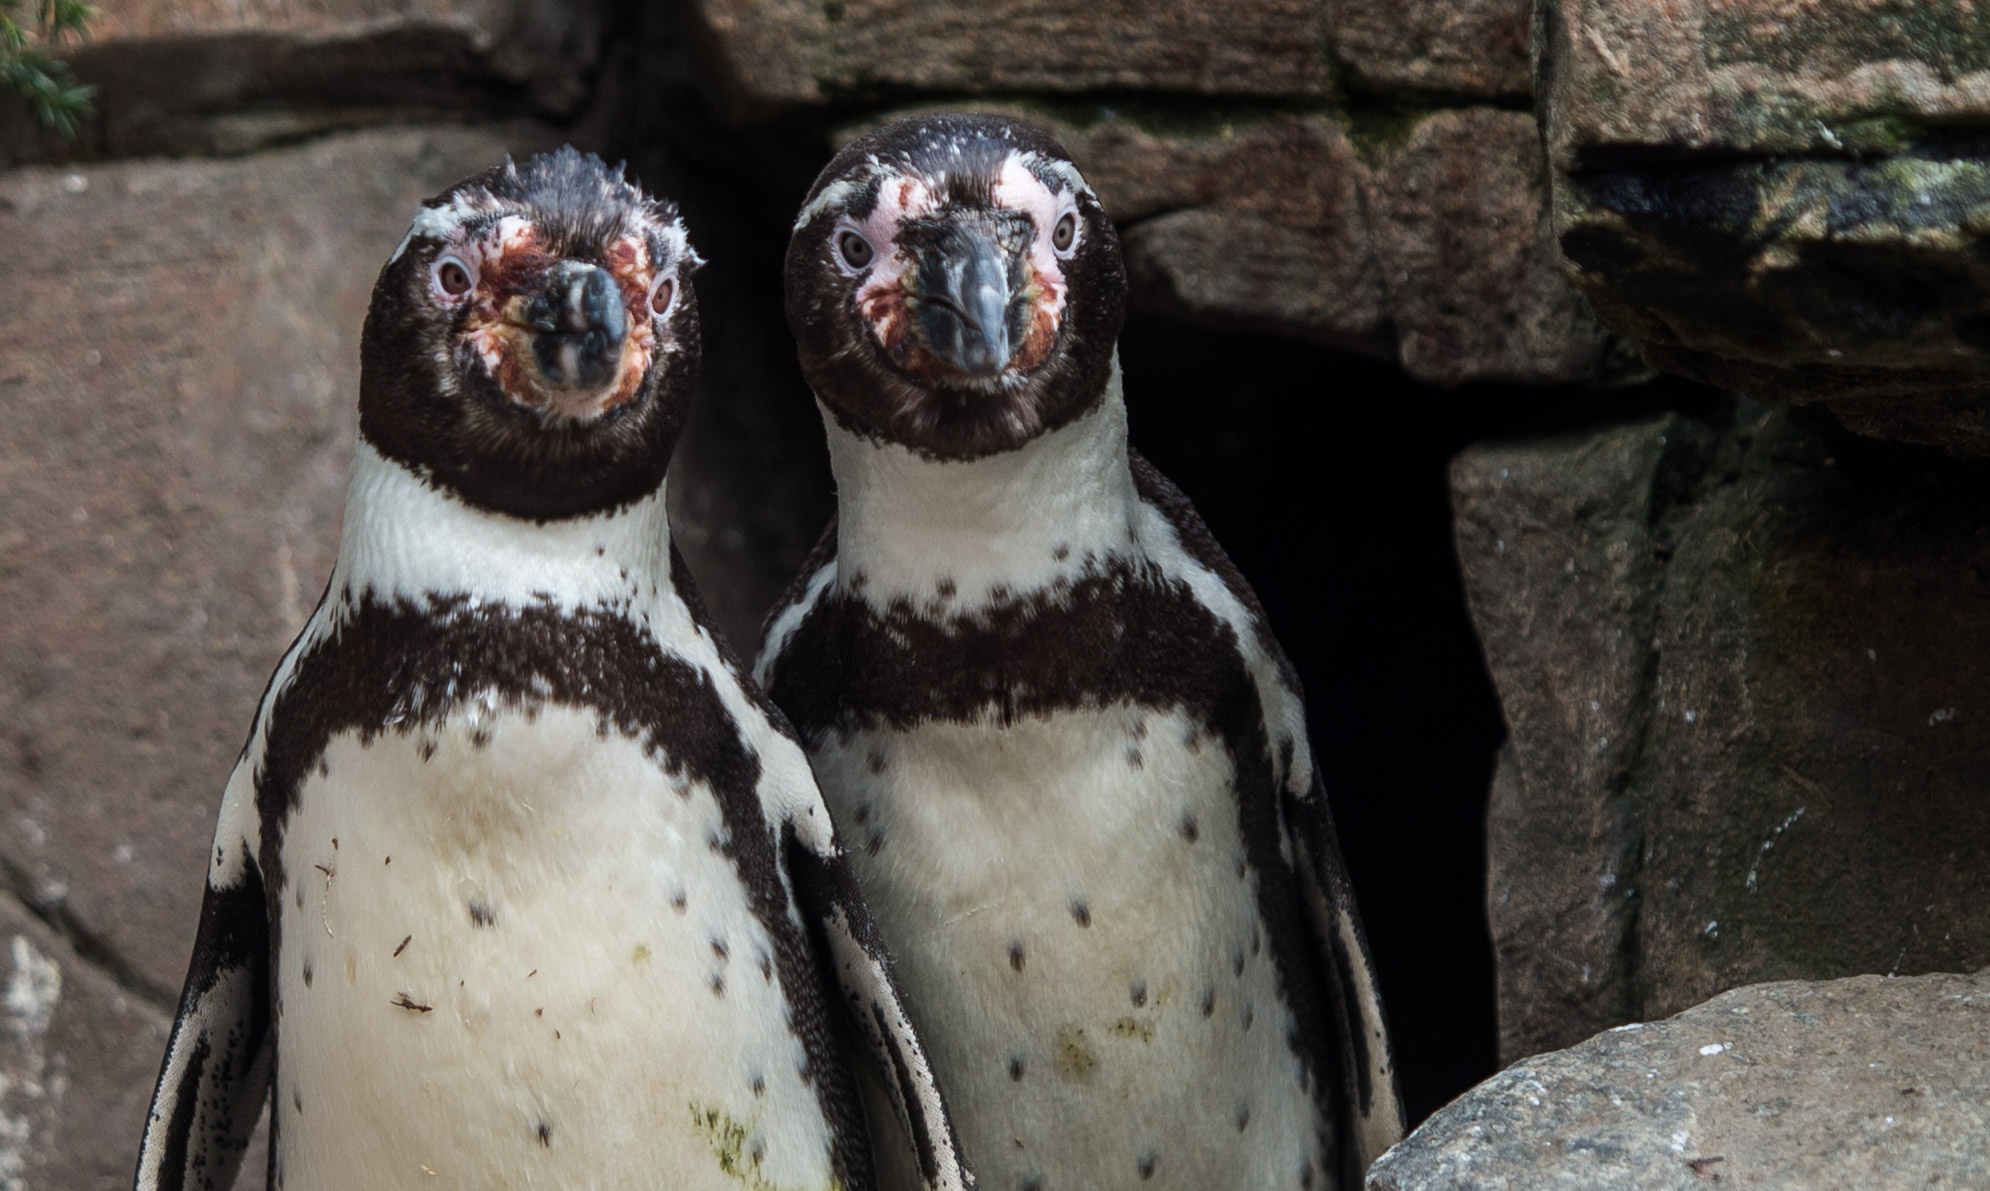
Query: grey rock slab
1368 969 1990 1190
686 0 1335 113
1452 416 1676 1061
1457 405 1990 1061
0 123 554 1007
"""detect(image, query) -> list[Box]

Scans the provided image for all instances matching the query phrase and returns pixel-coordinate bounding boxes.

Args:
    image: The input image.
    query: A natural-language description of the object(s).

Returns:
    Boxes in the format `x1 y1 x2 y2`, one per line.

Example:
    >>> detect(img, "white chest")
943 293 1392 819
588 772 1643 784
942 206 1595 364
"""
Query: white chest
807 703 1332 1191
271 702 841 1191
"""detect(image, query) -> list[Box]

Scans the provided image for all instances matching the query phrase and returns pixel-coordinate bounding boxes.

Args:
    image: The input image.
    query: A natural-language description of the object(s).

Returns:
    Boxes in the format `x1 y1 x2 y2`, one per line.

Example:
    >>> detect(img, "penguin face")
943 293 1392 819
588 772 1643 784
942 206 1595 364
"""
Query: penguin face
787 113 1127 461
360 147 704 520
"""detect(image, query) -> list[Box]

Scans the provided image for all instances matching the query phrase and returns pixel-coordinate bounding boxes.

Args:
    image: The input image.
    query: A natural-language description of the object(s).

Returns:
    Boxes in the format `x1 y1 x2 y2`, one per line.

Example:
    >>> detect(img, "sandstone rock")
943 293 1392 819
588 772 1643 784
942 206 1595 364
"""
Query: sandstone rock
1362 108 1609 385
1456 406 1990 1061
686 0 1334 113
0 0 603 164
1327 0 1530 99
1538 0 1990 438
1368 969 1990 1190
1537 0 1990 165
0 123 554 1006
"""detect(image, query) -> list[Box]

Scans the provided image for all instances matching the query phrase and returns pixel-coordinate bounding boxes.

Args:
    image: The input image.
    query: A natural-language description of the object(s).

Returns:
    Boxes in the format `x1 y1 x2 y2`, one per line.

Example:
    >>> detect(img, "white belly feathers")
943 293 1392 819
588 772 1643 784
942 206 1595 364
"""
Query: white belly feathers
273 701 840 1191
807 703 1330 1191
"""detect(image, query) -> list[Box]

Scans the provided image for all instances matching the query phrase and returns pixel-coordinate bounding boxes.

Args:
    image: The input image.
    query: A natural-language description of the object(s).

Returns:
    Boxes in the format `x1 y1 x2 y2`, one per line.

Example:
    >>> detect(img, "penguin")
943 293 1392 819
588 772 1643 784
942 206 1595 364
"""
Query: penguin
756 113 1407 1191
133 147 974 1191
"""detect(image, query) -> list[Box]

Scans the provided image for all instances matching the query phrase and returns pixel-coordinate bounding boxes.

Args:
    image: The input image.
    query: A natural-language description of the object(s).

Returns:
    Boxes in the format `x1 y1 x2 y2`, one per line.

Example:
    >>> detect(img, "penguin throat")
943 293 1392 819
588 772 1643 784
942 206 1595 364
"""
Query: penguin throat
825 353 1140 614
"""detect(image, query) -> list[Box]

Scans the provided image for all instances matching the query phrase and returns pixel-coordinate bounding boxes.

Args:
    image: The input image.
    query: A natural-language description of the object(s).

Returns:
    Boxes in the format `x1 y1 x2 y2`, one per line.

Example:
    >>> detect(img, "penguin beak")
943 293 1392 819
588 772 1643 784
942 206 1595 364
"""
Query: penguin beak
483 259 648 422
514 261 629 392
906 224 1020 379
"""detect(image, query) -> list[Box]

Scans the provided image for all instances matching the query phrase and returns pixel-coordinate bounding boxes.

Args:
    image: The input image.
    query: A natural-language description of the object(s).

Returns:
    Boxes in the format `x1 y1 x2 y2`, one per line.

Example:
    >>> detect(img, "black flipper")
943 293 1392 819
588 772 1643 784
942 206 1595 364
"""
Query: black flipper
134 862 273 1191
785 828 976 1191
1288 769 1406 1180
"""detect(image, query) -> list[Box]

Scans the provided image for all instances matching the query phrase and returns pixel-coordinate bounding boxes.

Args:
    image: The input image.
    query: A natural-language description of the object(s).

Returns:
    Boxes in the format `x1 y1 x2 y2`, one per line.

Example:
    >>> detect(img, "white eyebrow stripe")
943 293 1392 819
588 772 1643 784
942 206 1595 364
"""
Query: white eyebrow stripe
795 177 861 231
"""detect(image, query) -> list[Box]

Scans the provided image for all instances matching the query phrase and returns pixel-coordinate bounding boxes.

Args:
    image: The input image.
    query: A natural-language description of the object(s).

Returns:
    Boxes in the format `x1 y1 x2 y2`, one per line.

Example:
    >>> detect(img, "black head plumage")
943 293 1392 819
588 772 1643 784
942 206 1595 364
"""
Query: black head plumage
359 146 703 521
786 112 1127 461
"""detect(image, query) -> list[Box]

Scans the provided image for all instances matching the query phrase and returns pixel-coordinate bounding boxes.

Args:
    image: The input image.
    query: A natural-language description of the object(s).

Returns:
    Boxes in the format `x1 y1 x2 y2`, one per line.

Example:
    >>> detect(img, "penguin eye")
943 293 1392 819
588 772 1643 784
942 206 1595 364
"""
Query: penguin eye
1051 211 1078 255
837 230 875 270
433 255 476 298
648 272 678 318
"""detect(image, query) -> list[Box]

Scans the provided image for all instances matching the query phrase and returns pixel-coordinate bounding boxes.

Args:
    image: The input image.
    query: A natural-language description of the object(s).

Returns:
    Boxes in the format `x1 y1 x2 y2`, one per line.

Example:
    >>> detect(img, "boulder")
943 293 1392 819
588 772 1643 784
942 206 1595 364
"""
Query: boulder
1327 0 1530 99
0 123 554 1010
685 0 1335 113
1368 969 1990 1190
0 0 603 164
1455 406 1990 1061
1537 0 1990 442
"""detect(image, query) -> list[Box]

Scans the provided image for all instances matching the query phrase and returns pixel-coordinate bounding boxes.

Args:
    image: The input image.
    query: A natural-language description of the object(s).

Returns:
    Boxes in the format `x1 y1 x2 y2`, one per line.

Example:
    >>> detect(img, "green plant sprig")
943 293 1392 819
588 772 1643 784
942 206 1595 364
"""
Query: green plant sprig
2 0 97 140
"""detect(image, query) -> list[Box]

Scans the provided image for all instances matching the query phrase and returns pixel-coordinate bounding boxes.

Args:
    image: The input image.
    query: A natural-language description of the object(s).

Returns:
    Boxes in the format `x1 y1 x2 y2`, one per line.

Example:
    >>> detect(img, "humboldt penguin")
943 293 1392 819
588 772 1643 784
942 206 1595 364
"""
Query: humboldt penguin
134 147 972 1191
758 113 1405 1191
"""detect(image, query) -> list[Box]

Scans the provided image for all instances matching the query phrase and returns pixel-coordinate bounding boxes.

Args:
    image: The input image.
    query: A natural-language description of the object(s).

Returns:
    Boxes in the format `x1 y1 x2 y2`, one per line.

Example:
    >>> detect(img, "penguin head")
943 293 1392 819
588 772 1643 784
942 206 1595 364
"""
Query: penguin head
786 112 1126 461
360 146 703 520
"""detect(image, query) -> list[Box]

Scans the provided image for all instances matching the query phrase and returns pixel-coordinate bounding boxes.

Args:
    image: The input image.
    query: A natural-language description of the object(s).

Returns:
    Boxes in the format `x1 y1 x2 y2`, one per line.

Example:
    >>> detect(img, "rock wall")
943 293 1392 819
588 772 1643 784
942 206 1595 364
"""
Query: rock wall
3 0 1986 1181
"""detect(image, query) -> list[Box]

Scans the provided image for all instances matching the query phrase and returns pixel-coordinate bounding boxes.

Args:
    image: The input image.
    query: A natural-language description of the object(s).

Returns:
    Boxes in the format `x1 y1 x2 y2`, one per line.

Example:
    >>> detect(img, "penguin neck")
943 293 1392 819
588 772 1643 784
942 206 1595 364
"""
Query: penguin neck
328 439 674 618
825 352 1139 615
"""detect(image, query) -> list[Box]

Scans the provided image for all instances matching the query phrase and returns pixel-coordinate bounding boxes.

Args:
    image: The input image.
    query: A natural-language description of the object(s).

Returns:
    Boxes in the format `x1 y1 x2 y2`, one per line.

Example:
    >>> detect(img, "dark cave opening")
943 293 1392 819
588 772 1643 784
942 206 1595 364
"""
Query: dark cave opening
1117 323 1511 1124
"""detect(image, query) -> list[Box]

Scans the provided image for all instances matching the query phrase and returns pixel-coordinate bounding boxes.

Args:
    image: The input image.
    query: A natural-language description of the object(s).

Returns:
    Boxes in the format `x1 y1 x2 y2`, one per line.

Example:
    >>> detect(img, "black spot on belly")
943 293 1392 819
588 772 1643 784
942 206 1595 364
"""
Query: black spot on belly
853 800 872 824
468 899 496 928
1125 747 1144 769
671 890 688 914
417 739 436 762
867 748 888 774
866 828 885 856
937 577 958 600
1008 941 1026 972
1009 1053 1026 1081
1250 925 1262 956
1232 948 1245 977
1242 1000 1255 1032
1129 979 1147 1007
1179 811 1199 843
1020 1175 1043 1191
1051 544 1070 562
293 1087 303 1113
1201 985 1216 1017
301 963 313 988
1137 1150 1157 1180
537 1119 553 1147
711 936 730 962
1070 900 1091 927
710 972 726 998
1235 1102 1251 1131
470 727 492 749
750 1070 766 1097
1300 1162 1315 1189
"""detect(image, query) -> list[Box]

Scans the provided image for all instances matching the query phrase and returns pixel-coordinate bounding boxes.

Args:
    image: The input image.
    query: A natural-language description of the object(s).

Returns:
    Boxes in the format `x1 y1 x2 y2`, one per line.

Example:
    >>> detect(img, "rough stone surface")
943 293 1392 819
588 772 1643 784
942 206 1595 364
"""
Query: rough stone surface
0 123 553 1011
1328 0 1530 99
1538 0 1990 165
1363 108 1609 385
1555 152 1990 417
0 0 603 164
1368 969 1990 1190
686 0 1335 112
0 894 175 1190
1456 406 1990 1061
1539 0 1990 437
